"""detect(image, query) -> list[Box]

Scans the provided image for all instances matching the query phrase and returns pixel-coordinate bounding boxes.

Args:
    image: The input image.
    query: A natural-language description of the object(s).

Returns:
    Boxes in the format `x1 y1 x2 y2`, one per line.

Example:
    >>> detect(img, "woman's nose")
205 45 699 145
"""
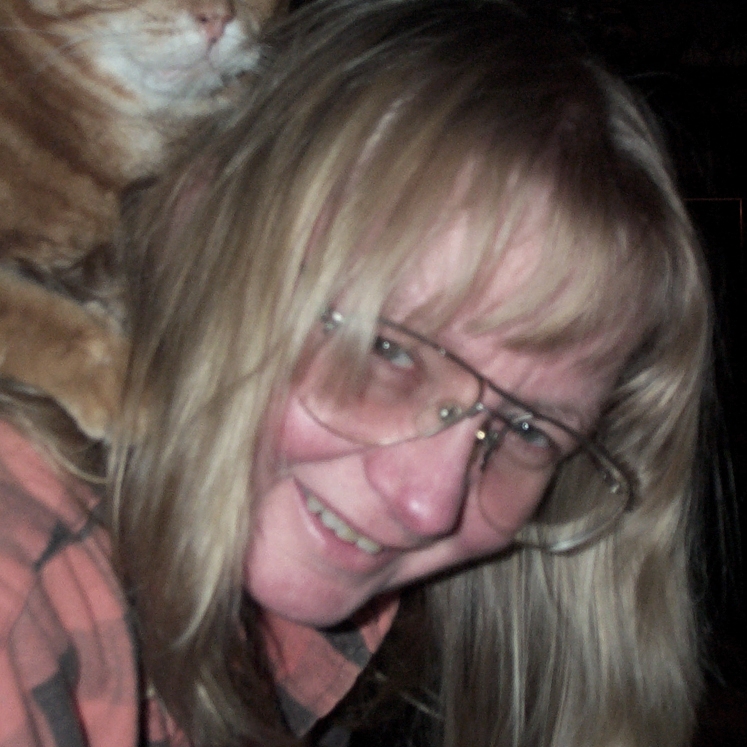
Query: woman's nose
362 419 478 539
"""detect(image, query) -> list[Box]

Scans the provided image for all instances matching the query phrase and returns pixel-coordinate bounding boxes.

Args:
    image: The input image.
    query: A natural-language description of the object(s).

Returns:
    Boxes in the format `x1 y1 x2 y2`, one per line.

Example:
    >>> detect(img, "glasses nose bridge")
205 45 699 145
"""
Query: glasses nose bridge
457 376 508 426
457 382 518 470
431 369 488 434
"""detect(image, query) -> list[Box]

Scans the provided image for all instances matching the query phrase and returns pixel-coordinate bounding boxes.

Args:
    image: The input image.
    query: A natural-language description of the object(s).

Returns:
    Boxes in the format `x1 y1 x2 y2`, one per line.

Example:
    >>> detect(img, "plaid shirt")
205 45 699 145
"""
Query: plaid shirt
0 422 396 746
264 594 398 736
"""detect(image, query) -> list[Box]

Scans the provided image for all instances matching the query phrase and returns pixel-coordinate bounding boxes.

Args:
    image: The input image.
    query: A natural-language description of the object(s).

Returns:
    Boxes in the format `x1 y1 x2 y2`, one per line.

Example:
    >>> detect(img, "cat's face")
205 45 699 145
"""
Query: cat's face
23 0 281 116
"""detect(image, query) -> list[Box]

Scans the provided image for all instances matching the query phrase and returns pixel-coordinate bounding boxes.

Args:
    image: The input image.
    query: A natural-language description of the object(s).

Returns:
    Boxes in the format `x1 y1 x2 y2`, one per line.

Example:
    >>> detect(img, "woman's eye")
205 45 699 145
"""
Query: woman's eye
480 414 559 472
372 336 415 369
510 417 552 450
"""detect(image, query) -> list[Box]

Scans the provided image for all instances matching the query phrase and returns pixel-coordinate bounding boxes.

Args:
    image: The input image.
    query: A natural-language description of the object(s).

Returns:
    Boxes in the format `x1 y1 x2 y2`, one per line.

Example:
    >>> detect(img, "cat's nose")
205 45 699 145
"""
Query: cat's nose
194 1 235 46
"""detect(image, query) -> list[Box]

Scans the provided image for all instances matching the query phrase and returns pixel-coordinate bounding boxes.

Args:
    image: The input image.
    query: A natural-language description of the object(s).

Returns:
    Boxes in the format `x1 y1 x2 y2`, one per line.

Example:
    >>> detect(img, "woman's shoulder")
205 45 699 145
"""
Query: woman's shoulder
0 420 145 747
0 419 99 523
0 420 103 603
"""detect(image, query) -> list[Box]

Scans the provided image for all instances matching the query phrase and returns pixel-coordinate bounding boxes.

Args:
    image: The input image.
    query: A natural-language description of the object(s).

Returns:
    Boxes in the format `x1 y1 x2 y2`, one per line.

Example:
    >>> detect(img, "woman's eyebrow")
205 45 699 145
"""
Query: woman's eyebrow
488 392 589 433
533 400 599 433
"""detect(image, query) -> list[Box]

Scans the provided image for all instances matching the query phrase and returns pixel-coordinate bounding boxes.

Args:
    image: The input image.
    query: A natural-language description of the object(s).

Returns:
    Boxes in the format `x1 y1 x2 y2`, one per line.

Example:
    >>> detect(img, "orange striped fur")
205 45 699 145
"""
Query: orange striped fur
0 0 280 438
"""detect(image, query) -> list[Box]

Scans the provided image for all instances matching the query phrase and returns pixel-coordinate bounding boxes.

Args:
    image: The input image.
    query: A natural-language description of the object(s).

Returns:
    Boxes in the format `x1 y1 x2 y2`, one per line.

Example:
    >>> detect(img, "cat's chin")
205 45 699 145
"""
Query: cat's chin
149 78 254 122
131 52 262 114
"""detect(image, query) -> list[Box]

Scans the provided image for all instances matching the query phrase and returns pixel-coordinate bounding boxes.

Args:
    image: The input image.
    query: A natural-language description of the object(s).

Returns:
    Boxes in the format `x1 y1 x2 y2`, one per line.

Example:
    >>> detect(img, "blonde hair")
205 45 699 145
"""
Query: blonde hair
111 1 710 745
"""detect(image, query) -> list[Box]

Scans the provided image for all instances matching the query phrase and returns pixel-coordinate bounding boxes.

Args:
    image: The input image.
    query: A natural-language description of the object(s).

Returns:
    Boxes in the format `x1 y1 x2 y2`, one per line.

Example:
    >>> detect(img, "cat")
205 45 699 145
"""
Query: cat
0 0 281 439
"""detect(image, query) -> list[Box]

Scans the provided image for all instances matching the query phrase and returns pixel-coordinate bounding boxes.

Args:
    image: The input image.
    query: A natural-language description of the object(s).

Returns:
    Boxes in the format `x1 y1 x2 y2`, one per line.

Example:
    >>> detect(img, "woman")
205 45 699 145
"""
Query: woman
0 0 710 745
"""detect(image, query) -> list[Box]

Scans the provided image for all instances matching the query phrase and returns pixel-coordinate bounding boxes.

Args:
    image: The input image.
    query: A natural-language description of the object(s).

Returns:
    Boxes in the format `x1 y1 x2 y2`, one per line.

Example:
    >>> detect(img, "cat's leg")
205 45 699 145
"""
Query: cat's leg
0 268 128 440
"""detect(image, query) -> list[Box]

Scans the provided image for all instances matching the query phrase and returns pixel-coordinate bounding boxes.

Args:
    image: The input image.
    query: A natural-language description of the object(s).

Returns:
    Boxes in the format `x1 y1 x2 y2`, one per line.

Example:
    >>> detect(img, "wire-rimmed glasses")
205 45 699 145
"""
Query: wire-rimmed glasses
296 309 634 552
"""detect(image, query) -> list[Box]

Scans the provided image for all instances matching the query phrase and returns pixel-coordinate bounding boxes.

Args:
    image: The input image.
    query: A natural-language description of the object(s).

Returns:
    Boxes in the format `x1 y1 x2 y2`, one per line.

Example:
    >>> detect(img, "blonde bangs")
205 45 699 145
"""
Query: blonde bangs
279 61 687 370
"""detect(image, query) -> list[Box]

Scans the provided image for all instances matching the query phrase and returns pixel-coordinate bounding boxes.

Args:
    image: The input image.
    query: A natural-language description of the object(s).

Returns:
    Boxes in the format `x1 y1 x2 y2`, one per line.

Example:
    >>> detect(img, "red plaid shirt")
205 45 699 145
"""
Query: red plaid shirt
0 422 396 746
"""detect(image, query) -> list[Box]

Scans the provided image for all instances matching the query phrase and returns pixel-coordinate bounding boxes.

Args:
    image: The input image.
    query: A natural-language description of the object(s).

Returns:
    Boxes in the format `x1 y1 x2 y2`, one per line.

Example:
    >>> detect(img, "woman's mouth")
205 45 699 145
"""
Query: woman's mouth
305 493 382 555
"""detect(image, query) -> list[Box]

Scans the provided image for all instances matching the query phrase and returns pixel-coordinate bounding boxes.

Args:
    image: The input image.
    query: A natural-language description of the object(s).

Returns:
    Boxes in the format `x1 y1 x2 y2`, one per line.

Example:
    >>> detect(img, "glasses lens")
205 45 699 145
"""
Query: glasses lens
477 432 630 551
299 320 481 445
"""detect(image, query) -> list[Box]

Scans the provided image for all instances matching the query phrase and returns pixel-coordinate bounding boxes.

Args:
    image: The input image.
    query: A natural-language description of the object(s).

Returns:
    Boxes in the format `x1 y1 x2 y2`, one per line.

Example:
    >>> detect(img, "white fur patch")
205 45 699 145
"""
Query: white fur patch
57 2 260 113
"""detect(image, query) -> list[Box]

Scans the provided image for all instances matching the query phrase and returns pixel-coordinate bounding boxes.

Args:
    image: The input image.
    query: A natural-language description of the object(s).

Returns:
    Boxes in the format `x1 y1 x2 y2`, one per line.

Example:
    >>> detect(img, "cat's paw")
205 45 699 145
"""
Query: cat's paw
0 272 130 441
52 322 131 441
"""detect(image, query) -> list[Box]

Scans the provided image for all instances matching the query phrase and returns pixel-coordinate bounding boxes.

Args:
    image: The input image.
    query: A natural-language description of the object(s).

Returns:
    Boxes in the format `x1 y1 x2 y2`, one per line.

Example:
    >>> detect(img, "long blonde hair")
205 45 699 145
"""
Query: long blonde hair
111 1 710 745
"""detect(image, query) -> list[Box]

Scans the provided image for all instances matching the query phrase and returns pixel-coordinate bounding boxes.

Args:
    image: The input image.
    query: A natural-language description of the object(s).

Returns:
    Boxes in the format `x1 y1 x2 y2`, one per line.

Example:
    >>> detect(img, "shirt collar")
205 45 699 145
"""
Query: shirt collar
262 593 399 736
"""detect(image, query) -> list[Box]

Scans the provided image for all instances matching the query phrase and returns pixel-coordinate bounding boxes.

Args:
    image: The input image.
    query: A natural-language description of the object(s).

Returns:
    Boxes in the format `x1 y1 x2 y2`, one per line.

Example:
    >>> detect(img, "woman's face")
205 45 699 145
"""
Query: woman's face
244 216 631 627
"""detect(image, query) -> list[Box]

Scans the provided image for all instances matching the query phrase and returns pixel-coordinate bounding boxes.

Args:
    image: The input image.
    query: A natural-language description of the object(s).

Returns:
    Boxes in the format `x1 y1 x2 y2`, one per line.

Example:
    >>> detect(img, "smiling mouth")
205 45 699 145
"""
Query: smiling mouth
305 493 382 555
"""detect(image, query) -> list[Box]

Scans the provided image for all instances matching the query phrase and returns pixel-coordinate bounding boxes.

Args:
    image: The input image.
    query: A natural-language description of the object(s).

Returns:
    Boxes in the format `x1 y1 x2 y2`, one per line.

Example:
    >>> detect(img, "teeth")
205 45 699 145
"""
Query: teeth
306 494 382 554
355 536 382 554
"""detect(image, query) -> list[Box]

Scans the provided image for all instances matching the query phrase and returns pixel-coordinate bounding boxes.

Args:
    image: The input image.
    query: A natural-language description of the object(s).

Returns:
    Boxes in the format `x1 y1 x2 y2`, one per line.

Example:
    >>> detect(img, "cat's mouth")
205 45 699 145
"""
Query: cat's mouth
109 42 261 107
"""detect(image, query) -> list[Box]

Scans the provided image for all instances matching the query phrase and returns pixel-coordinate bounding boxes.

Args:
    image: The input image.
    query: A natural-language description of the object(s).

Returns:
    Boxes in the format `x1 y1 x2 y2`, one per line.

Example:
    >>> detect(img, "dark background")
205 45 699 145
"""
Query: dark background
289 0 747 742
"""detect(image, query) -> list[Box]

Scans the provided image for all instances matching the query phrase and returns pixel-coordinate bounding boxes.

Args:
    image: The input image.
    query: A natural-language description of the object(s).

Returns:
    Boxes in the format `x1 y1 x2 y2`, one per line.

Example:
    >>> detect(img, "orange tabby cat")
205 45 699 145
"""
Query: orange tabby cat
0 0 280 438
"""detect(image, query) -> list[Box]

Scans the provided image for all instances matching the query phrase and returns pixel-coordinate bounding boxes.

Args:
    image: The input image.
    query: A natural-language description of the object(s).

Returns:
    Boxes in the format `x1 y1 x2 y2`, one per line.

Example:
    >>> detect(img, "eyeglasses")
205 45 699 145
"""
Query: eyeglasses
296 309 634 552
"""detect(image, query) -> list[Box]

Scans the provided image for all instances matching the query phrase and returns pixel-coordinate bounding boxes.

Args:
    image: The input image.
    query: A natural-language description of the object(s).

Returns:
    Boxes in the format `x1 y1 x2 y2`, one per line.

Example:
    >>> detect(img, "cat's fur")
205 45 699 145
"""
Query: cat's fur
0 0 280 438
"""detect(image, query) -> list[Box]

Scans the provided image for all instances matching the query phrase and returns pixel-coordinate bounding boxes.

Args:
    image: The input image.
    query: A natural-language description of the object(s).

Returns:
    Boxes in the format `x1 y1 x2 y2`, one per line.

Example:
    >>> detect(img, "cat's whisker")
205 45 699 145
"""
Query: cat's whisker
0 25 74 37
0 18 240 49
16 25 251 84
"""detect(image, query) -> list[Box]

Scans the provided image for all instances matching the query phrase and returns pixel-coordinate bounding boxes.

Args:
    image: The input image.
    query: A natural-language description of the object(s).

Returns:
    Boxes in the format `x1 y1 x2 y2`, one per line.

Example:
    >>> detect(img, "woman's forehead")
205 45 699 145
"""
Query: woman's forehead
381 202 546 325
